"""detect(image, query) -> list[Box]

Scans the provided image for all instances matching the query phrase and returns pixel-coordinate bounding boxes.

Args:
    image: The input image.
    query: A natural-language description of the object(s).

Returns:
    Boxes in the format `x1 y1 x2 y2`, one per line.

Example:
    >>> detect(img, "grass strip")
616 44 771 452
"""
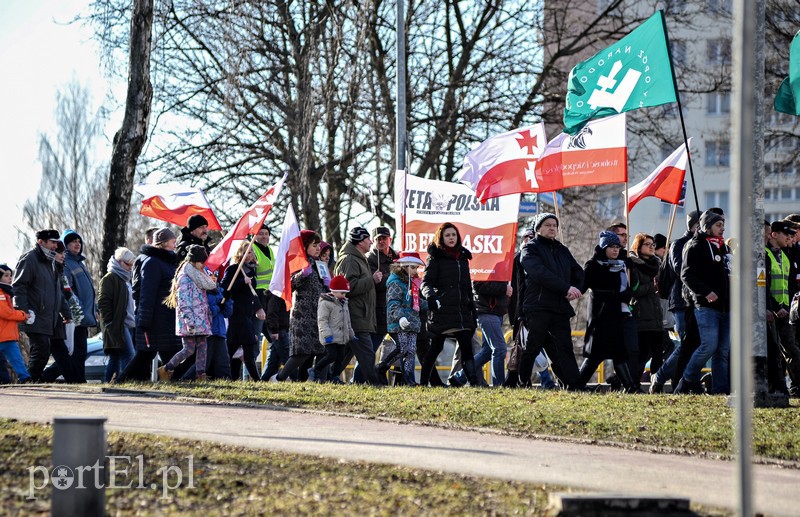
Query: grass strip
126 381 800 463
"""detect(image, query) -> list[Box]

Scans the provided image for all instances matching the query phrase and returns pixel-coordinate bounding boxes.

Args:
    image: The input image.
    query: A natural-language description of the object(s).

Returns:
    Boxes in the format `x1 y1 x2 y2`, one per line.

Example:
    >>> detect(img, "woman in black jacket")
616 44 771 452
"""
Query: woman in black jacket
629 233 664 387
579 231 639 392
419 222 479 387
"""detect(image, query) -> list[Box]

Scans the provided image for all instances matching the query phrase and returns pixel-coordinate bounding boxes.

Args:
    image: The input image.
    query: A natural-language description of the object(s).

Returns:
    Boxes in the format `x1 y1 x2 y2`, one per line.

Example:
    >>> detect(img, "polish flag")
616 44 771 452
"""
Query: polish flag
457 123 548 202
135 183 223 231
533 114 627 192
269 205 309 310
627 139 691 212
205 174 287 272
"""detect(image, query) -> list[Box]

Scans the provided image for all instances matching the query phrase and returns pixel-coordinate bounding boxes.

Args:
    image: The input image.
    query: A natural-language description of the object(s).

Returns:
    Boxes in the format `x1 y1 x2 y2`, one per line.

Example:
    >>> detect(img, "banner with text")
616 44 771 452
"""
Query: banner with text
394 171 520 281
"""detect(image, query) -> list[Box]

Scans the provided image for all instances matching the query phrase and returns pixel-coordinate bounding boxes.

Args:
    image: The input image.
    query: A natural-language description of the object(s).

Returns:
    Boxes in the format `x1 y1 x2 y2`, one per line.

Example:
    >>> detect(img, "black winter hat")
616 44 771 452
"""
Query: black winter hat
534 213 558 231
654 233 667 250
187 214 209 231
0 264 11 275
699 210 724 233
35 229 60 241
349 227 370 244
686 210 701 230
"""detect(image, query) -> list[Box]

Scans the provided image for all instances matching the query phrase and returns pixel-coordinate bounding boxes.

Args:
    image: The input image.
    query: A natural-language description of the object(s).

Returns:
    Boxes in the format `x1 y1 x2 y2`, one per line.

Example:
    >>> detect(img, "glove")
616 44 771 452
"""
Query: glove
26 310 36 325
301 265 313 277
324 335 334 344
399 317 411 330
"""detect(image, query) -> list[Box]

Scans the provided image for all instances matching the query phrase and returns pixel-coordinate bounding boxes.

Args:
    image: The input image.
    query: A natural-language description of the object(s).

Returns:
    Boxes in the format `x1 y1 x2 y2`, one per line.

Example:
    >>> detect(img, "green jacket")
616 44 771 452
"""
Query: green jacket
334 242 376 333
97 271 130 352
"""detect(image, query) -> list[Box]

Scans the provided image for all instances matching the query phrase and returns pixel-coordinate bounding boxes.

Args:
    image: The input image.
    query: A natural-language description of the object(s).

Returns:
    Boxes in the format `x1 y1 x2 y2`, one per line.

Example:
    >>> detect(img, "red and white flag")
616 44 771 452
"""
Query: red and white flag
458 123 548 202
135 182 223 231
533 114 627 192
269 205 309 310
205 174 287 272
627 139 691 212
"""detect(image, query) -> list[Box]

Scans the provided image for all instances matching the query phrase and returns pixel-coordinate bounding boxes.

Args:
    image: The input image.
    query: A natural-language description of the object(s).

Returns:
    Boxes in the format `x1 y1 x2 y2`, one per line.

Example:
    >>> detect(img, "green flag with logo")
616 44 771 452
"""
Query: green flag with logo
563 10 677 134
774 30 800 116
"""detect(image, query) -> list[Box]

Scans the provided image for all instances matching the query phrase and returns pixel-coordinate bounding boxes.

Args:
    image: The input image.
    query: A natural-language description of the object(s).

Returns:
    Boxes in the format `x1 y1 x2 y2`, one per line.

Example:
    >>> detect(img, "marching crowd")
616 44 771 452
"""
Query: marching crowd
1 208 799 395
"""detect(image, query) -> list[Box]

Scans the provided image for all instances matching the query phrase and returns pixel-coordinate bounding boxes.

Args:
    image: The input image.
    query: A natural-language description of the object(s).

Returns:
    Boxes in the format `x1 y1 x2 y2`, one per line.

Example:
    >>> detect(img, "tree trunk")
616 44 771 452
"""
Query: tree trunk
101 0 153 265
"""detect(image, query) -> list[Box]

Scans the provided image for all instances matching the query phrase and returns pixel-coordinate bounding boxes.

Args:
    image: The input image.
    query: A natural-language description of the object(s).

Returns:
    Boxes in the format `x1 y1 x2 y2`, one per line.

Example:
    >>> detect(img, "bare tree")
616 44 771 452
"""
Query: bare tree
100 0 154 266
21 79 108 280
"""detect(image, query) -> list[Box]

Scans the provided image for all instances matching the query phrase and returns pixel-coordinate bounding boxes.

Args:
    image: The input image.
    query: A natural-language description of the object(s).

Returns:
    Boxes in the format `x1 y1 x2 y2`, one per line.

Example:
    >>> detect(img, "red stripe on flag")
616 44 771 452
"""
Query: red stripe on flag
475 159 539 202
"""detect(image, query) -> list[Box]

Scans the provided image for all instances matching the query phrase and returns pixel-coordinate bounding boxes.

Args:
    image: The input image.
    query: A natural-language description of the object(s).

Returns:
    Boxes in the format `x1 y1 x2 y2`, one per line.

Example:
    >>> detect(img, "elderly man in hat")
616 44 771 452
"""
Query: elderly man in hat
517 213 585 390
676 209 731 394
332 226 382 385
649 210 701 393
11 229 63 382
366 226 399 367
766 220 800 396
175 214 214 262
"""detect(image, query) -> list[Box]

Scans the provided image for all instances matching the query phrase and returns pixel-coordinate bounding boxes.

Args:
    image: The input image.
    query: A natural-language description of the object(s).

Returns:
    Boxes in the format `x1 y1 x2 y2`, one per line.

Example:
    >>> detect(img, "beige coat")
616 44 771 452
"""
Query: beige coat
317 293 356 345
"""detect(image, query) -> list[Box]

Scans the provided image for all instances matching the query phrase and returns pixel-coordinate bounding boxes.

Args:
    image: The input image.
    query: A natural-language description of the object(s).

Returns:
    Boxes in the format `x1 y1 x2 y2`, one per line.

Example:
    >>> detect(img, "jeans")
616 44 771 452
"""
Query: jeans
0 341 30 381
656 309 686 382
339 331 380 385
261 331 292 380
683 307 730 394
474 314 507 386
351 332 384 383
104 327 135 382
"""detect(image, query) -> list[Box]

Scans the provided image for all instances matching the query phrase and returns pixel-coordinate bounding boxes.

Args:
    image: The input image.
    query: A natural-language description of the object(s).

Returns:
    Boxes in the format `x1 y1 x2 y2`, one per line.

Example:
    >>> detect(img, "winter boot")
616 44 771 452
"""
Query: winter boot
674 376 705 395
377 361 390 376
615 363 643 394
157 366 173 382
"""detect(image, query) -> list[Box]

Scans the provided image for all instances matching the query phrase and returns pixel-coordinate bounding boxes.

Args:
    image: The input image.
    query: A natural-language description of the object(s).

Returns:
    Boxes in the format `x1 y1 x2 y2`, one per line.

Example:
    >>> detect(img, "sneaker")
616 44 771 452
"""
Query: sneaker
649 372 664 394
307 368 318 382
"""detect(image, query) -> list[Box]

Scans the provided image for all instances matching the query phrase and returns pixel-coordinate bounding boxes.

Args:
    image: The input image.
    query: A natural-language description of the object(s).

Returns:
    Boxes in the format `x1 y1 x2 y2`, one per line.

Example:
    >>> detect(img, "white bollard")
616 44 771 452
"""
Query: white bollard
151 355 159 382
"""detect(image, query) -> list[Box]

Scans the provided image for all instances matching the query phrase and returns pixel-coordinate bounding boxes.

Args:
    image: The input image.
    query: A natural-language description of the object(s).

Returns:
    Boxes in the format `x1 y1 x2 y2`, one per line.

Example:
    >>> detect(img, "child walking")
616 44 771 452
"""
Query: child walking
0 264 33 382
309 275 355 382
158 245 216 381
378 251 427 386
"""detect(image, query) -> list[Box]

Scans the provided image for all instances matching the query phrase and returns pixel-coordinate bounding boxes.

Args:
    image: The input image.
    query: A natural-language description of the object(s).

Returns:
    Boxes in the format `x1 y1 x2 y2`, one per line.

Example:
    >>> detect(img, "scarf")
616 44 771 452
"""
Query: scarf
184 262 218 291
107 257 132 283
0 282 13 297
39 244 57 263
706 236 725 249
595 258 625 273
409 277 421 311
443 245 461 260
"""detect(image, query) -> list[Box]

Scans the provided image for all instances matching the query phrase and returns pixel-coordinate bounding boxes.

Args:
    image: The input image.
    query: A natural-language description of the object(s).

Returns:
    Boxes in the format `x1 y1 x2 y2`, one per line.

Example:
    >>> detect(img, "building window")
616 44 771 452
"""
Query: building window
661 201 686 216
765 189 772 200
705 191 729 214
781 188 793 200
707 39 731 65
707 0 732 14
670 40 687 67
706 92 730 115
705 140 730 167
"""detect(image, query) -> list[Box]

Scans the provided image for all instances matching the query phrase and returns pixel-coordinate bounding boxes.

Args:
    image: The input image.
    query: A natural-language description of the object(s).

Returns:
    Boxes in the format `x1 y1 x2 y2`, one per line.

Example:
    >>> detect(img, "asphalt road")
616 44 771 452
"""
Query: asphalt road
1 386 798 516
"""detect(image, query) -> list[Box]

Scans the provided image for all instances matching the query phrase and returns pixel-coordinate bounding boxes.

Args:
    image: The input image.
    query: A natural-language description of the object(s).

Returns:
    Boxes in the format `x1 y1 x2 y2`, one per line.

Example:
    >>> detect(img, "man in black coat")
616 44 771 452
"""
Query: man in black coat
518 213 584 390
175 214 213 261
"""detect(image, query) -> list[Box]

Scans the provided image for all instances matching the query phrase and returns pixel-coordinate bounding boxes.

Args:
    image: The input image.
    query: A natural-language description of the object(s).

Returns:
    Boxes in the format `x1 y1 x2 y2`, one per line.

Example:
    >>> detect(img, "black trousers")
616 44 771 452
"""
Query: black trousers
518 311 581 389
118 349 178 382
420 329 474 386
27 332 52 383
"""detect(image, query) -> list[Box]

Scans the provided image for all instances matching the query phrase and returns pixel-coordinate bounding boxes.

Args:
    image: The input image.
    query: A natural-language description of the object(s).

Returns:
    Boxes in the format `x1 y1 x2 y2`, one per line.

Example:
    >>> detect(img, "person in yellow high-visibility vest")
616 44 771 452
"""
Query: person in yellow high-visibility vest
766 220 800 397
251 227 282 375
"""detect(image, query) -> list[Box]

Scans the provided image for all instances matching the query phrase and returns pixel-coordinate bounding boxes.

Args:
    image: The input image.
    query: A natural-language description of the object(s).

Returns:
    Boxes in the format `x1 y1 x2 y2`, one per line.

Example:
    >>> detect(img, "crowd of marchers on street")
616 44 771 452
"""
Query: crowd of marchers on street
2 208 800 397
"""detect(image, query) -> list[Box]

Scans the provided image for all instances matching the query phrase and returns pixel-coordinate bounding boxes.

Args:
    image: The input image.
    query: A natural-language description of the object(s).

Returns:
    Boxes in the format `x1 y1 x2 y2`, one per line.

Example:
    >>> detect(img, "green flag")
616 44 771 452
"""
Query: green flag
774 30 800 116
563 11 677 134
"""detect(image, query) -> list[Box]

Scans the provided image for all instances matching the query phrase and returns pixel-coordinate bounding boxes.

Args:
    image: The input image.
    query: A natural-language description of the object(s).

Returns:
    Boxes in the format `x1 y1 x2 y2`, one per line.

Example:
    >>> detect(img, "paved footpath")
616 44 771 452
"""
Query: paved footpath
1 386 798 516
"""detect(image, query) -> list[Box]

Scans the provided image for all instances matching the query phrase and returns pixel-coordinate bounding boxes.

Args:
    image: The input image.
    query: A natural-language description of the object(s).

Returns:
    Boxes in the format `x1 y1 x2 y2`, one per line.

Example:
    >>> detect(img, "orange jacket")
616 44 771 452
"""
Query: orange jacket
0 284 27 342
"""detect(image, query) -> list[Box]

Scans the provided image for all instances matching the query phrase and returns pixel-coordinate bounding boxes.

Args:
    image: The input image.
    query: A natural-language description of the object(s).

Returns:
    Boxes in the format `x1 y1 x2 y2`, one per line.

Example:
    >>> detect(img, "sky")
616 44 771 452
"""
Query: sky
0 0 116 265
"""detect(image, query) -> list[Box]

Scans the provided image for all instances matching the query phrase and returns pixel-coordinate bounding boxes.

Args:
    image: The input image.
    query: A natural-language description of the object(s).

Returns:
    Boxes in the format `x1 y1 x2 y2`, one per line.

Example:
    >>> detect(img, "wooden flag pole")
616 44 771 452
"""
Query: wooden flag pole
551 191 564 242
665 202 679 250
624 182 630 251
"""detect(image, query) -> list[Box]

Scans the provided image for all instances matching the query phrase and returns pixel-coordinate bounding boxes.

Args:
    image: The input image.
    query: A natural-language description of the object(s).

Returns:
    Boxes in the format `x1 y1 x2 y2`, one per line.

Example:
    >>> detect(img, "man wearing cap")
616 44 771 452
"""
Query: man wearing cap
175 214 213 262
366 226 399 363
649 210 701 393
677 209 731 394
333 227 382 385
11 229 63 382
766 220 800 396
517 213 585 390
60 229 98 383
252 226 277 360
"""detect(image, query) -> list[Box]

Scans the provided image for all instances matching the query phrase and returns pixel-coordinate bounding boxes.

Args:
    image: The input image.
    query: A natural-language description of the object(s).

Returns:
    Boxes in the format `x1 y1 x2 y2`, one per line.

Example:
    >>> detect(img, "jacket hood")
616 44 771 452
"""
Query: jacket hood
426 244 473 261
141 244 178 264
0 283 12 296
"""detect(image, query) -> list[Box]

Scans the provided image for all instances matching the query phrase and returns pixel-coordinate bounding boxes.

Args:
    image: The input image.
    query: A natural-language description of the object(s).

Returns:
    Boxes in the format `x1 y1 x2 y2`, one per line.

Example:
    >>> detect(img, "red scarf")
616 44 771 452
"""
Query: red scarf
410 277 421 311
706 236 725 249
443 245 461 260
